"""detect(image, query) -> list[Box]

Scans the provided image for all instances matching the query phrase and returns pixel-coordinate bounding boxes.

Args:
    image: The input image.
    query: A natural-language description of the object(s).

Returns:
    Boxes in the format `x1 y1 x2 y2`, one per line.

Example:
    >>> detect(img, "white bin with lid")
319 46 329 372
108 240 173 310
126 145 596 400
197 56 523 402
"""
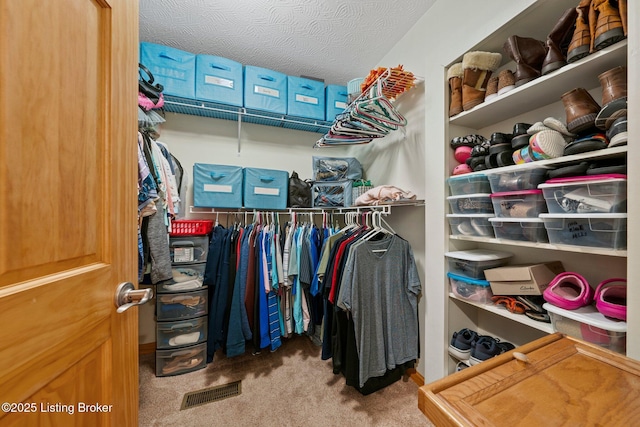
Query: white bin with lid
445 249 513 280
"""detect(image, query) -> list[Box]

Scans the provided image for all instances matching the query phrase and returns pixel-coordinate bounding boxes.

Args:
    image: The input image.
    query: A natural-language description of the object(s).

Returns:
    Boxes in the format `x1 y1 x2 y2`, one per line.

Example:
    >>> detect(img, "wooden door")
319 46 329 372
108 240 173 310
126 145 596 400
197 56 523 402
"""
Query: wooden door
0 0 139 425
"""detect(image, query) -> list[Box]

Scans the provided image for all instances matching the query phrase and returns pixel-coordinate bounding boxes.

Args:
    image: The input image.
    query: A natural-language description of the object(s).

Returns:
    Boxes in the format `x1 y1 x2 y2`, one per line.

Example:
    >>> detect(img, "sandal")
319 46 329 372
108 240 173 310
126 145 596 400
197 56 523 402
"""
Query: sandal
594 278 627 321
543 272 593 310
491 296 528 314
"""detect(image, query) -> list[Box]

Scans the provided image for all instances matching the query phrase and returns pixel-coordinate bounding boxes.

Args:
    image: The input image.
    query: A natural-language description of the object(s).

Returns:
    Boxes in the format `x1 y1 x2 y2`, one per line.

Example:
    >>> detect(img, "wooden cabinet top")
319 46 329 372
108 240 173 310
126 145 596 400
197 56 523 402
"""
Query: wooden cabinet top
419 333 640 426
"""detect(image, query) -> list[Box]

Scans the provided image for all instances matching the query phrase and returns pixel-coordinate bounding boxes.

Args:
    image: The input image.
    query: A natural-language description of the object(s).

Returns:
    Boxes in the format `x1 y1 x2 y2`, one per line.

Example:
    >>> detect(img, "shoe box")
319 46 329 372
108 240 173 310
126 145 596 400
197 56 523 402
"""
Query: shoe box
484 261 565 296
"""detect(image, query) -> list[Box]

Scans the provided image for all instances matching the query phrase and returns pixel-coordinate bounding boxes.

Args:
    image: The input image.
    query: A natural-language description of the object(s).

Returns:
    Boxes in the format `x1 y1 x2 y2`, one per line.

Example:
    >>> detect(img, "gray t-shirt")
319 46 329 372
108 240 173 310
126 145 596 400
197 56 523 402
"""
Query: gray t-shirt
337 234 421 387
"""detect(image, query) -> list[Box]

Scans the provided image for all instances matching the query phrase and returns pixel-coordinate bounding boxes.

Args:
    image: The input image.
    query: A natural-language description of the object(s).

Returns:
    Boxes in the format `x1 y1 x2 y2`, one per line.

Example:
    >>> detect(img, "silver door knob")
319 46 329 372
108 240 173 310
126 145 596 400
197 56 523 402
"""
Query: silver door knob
115 282 153 313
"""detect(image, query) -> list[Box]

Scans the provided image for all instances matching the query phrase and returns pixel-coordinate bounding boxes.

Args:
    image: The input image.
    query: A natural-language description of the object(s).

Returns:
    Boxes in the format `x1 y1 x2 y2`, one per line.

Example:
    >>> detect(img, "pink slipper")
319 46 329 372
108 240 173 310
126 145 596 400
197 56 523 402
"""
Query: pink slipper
595 278 627 321
543 272 593 310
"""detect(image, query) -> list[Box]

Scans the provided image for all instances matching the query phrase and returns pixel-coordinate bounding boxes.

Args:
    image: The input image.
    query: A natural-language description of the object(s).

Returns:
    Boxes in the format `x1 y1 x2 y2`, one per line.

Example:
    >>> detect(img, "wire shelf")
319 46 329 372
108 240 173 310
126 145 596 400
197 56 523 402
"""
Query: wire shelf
163 96 333 134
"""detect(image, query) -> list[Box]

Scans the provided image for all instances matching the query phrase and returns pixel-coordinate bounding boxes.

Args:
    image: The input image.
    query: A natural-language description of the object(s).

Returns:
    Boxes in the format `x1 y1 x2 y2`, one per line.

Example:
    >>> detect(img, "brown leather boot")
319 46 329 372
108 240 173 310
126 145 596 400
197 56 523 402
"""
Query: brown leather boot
567 0 592 63
595 66 627 129
541 8 579 75
448 63 463 117
561 87 601 133
503 36 547 87
619 0 627 36
589 0 624 52
461 51 502 111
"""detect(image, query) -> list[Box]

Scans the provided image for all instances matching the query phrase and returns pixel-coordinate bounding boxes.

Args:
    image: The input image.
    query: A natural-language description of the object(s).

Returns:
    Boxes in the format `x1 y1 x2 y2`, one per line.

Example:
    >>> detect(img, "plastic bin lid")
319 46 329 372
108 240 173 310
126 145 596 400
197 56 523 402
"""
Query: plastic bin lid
539 213 628 219
446 214 494 218
447 174 488 182
447 271 490 287
488 217 544 223
542 303 627 332
484 165 550 175
446 193 491 200
490 189 543 198
444 248 513 261
539 173 627 188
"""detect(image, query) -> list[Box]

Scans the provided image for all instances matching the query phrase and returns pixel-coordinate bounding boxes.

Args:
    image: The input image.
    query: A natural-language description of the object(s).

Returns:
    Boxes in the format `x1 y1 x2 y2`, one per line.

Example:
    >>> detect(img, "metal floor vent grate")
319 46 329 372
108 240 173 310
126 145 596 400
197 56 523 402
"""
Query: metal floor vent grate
180 380 242 410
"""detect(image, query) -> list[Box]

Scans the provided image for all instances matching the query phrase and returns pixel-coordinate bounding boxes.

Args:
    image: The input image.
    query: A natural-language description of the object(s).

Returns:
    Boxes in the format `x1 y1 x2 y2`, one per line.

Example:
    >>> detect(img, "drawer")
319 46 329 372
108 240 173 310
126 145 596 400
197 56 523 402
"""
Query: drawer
539 173 627 214
156 342 207 377
540 213 627 250
447 174 491 196
156 289 208 321
169 235 209 264
447 193 493 215
490 189 547 218
156 263 206 294
489 217 548 243
446 214 494 238
156 316 208 349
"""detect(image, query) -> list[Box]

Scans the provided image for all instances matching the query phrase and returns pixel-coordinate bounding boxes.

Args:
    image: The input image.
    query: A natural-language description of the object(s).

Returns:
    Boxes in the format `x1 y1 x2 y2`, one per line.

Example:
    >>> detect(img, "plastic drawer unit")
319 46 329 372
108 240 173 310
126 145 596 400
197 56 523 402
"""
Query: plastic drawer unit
139 42 196 99
543 303 626 354
490 189 547 218
243 167 288 210
169 235 209 264
448 272 494 304
538 174 627 214
446 214 495 238
156 316 208 350
192 163 243 208
539 213 627 250
156 288 208 321
156 263 206 294
195 54 243 106
287 76 325 120
486 167 549 193
489 217 549 243
156 342 207 377
447 174 491 196
243 66 287 115
447 193 493 215
445 249 512 280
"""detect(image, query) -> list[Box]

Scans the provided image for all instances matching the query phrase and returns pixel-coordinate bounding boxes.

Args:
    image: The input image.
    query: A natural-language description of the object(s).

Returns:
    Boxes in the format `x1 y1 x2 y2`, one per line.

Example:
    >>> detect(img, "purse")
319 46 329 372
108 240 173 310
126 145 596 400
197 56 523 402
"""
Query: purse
288 171 312 208
138 63 165 110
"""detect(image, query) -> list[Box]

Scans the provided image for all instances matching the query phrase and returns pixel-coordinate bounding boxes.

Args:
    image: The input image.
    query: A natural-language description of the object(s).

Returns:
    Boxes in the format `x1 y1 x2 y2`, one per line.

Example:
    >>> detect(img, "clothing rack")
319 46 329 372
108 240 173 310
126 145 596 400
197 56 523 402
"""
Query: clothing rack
189 204 394 216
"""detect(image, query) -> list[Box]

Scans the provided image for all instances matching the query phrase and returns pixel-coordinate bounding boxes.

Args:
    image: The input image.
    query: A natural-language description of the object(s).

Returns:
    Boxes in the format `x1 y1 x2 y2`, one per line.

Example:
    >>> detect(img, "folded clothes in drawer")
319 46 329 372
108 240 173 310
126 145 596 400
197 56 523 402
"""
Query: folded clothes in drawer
156 316 208 349
156 263 206 294
156 342 207 377
156 289 208 321
169 235 209 264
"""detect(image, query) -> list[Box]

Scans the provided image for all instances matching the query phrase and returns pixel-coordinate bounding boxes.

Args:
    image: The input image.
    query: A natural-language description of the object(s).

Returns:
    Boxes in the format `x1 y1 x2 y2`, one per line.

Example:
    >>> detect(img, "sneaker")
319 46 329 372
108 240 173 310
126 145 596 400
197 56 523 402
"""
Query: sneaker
455 361 469 372
469 336 515 365
448 328 478 361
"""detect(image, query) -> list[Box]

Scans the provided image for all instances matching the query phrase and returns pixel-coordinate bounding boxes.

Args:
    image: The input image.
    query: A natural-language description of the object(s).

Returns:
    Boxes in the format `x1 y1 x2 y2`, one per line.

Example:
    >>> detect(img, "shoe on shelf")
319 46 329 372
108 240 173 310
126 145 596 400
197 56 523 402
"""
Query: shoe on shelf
455 361 469 372
448 328 478 361
594 278 627 321
469 336 514 365
543 272 594 310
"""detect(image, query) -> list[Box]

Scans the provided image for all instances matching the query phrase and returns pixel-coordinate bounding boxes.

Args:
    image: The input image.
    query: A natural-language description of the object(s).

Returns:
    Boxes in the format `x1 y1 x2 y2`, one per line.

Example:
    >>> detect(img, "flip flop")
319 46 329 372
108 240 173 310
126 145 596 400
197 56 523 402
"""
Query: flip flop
543 272 593 310
594 278 627 321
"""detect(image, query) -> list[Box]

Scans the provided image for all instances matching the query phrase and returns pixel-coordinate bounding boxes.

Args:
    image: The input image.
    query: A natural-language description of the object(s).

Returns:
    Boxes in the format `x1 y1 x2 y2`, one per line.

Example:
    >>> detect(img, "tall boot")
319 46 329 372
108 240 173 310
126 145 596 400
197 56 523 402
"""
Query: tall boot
595 66 627 129
448 62 463 117
589 0 624 52
619 0 627 36
561 87 601 134
541 8 579 75
461 51 502 111
567 0 592 63
503 36 547 87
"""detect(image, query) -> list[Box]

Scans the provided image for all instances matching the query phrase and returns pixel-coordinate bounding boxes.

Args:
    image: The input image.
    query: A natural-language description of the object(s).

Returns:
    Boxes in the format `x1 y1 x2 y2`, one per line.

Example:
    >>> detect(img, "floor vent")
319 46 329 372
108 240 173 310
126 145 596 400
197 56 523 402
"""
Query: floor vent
180 381 242 410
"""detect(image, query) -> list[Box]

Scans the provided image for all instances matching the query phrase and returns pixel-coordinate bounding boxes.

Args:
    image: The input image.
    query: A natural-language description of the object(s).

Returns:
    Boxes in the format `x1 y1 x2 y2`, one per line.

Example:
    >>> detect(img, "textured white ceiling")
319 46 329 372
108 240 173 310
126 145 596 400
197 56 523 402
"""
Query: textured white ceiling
139 0 436 86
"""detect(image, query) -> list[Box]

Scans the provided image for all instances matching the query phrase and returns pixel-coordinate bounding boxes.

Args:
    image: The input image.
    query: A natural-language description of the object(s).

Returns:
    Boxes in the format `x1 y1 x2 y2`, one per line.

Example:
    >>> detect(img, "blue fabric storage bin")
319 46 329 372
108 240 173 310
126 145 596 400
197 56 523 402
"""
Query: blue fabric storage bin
140 42 196 98
243 167 288 210
192 163 243 208
287 76 325 120
243 66 287 114
325 85 348 121
195 55 243 106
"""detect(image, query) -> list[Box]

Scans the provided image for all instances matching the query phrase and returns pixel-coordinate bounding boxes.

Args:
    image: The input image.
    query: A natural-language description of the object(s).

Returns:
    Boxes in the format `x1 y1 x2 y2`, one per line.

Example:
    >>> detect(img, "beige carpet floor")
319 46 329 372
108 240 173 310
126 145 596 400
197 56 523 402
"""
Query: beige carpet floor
139 335 433 426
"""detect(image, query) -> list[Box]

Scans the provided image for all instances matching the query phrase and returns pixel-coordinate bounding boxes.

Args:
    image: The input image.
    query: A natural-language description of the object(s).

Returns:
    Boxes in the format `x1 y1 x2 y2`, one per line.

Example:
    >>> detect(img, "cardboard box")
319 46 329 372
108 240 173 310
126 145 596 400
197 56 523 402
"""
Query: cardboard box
484 261 565 295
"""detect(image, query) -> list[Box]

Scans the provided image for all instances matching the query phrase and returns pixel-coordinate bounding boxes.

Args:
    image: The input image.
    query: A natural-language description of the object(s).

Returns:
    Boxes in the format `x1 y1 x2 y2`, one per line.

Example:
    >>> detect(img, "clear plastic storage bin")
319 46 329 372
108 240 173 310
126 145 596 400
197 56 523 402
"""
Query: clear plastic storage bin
540 213 627 250
447 193 493 215
490 189 547 218
486 167 549 193
169 235 209 264
446 214 495 238
543 303 626 354
157 263 206 294
447 174 491 196
156 316 208 349
489 217 548 243
445 249 513 280
156 288 208 321
538 174 627 214
448 272 494 304
156 342 207 377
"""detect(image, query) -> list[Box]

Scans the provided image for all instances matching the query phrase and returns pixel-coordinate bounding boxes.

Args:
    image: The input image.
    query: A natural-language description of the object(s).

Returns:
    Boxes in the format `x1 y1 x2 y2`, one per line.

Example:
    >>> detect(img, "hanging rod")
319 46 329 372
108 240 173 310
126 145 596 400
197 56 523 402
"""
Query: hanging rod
188 205 399 216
